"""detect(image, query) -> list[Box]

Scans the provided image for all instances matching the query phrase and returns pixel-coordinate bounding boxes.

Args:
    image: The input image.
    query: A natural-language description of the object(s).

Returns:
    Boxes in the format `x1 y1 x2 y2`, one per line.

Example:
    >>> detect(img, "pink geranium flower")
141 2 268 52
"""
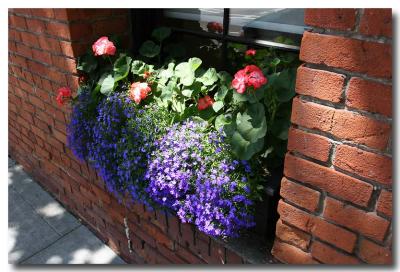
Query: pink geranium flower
231 65 267 94
92 36 116 56
129 82 151 104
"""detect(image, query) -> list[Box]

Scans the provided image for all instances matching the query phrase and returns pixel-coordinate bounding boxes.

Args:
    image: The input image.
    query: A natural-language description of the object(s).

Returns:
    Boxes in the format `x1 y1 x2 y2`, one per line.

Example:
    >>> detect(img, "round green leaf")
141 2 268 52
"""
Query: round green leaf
98 74 114 95
175 62 195 86
152 27 171 42
139 40 160 58
113 54 132 82
198 68 218 86
188 57 202 71
212 101 224 113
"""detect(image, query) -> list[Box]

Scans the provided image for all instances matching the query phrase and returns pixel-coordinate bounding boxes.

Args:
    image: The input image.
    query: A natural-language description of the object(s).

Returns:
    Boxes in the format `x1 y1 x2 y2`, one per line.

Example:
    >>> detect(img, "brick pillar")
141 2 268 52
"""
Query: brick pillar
271 9 392 264
8 8 132 183
8 8 132 257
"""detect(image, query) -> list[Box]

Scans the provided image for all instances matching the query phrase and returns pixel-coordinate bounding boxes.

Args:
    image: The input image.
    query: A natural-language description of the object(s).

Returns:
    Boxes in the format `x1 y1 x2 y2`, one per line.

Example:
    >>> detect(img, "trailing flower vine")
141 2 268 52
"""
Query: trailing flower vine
59 27 299 238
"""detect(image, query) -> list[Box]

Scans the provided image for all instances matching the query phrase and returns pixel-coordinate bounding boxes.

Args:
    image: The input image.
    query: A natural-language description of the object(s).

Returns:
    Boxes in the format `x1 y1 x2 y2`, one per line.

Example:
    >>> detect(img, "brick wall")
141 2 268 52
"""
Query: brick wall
8 8 268 264
272 8 392 264
9 8 393 265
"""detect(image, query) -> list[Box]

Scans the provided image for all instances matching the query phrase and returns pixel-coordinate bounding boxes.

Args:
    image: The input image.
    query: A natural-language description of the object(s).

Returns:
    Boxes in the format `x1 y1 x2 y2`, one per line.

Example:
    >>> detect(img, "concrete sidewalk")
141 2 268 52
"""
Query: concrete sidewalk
8 158 126 264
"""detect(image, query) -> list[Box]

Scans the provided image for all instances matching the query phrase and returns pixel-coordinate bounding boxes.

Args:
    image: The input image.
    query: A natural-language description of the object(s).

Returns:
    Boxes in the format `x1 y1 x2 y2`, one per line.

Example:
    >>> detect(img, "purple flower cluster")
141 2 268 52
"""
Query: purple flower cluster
145 120 256 237
66 89 94 161
68 91 167 202
67 91 257 237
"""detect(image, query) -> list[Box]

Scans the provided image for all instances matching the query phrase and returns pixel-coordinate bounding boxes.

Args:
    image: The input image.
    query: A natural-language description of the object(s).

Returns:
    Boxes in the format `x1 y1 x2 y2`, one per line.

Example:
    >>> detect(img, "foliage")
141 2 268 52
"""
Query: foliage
66 28 300 237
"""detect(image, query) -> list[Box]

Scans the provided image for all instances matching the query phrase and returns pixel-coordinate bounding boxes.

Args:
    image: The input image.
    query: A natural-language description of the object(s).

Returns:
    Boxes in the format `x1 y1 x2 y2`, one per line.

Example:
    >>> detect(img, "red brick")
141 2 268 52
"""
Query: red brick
323 197 390 242
11 9 32 16
311 241 360 264
25 18 46 34
284 154 373 207
225 249 243 264
287 127 331 162
52 9 69 21
346 77 392 117
277 200 313 232
20 32 39 47
280 177 321 212
38 36 61 53
15 43 32 58
310 217 357 253
45 21 71 40
52 128 66 143
376 190 392 218
296 65 345 102
300 32 392 79
305 9 357 31
51 55 76 73
358 238 392 264
9 28 21 41
31 48 52 65
359 9 392 38
272 240 318 264
9 14 27 29
334 144 392 185
30 8 54 19
291 97 391 151
275 220 310 251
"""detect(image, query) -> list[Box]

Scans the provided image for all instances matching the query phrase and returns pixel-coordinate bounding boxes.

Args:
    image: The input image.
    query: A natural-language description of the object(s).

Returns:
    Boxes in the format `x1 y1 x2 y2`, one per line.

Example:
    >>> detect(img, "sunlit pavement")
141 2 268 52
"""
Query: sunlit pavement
8 158 126 264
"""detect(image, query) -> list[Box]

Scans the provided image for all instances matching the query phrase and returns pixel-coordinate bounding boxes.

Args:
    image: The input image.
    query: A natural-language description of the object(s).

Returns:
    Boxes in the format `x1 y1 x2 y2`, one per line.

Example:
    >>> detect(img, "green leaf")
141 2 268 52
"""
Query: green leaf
275 69 296 102
182 89 193 97
172 98 186 113
212 101 224 112
175 62 195 86
158 62 175 85
188 57 202 71
235 102 267 142
77 53 97 73
131 60 146 75
215 85 228 101
152 27 171 42
215 114 230 130
232 90 248 104
231 132 264 160
270 57 281 67
197 68 218 86
217 71 233 84
98 74 114 95
113 54 132 82
139 40 160 58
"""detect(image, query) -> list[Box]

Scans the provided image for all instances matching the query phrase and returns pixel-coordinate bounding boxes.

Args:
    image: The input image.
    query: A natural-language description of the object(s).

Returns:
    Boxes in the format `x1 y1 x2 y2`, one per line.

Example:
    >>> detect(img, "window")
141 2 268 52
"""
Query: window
130 8 303 245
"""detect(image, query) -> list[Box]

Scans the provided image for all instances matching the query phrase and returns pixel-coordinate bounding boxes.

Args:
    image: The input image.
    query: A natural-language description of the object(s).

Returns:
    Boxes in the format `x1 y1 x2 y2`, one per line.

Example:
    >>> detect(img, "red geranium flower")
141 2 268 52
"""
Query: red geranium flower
198 95 214 110
231 65 267 94
92 36 116 56
207 22 223 33
245 65 267 89
56 87 72 106
245 49 256 56
129 82 151 104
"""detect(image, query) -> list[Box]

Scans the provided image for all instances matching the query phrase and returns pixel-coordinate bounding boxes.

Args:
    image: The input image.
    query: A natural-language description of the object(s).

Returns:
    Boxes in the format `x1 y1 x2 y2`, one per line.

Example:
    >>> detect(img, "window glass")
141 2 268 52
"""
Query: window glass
229 9 306 45
164 8 224 35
